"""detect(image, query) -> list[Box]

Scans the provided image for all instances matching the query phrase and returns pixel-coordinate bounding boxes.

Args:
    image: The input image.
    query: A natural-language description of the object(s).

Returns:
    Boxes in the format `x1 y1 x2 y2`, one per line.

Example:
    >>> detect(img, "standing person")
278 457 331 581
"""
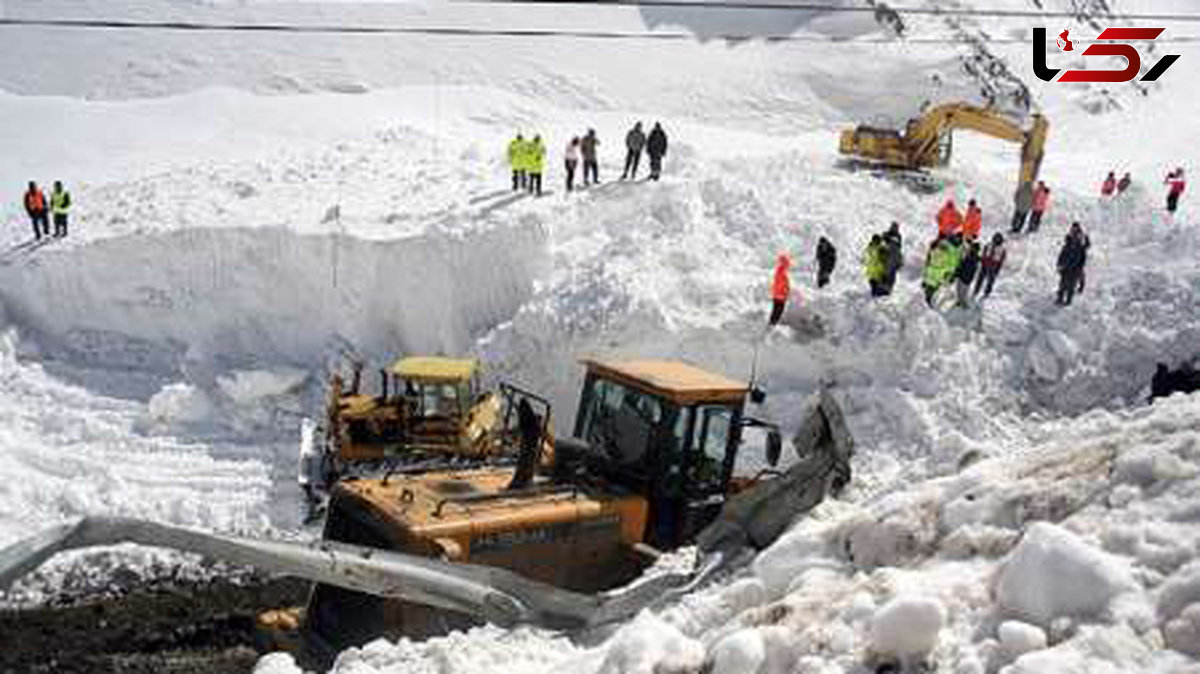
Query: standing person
647 122 668 181
1165 168 1186 214
922 236 961 307
974 232 1007 299
769 252 791 325
1011 181 1033 233
564 137 581 193
937 198 963 239
1028 181 1050 233
622 122 646 180
23 181 49 240
527 135 545 197
816 236 837 288
1072 223 1092 294
1055 222 1088 306
508 133 526 191
1117 172 1132 196
864 235 888 297
955 239 980 307
580 129 600 186
50 181 71 238
882 221 903 294
963 199 983 241
1101 171 1117 197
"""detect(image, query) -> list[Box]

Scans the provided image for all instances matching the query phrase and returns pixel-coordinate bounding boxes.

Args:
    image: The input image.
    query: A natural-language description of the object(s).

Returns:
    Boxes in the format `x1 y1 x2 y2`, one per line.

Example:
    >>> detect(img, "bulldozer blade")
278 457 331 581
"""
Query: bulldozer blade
0 516 610 630
0 516 706 632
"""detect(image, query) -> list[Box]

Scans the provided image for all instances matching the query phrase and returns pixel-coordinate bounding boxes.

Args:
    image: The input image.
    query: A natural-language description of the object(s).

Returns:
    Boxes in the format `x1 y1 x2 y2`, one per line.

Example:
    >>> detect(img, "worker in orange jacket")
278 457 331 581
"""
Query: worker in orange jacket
963 199 982 240
937 199 963 238
769 252 791 325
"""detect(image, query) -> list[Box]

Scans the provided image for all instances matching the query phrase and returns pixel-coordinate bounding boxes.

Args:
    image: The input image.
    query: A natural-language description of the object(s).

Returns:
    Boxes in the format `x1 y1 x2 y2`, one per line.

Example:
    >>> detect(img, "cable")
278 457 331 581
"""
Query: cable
2 16 1200 42
463 0 1200 23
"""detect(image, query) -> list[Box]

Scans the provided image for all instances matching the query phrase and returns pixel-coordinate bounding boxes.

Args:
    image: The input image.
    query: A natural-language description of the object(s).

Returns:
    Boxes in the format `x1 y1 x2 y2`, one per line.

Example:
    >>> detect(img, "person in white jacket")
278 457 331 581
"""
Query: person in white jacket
565 137 581 192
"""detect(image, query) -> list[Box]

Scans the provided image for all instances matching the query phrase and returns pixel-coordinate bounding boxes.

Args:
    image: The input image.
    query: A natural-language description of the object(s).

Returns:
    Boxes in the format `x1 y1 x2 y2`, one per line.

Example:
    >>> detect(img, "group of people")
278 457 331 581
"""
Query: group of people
508 122 669 196
507 134 547 196
1099 168 1188 215
862 223 903 297
920 231 1009 307
22 181 72 241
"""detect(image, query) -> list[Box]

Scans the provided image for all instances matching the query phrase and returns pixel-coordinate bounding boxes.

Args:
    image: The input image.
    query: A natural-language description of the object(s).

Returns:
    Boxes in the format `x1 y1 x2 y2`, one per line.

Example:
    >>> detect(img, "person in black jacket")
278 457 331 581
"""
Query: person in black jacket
881 221 903 294
1056 222 1088 306
646 123 668 180
955 240 980 307
622 122 646 180
816 236 837 288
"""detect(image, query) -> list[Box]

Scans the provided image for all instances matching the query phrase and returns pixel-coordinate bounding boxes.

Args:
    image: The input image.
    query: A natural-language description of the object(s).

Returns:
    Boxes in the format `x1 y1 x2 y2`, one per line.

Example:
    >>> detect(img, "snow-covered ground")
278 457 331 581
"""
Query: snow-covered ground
1 0 1199 671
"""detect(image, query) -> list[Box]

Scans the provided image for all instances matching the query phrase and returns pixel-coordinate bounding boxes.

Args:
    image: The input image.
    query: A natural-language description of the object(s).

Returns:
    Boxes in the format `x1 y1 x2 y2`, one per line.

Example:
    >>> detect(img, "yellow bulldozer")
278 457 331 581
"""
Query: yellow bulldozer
0 359 854 665
304 356 551 494
839 102 1049 207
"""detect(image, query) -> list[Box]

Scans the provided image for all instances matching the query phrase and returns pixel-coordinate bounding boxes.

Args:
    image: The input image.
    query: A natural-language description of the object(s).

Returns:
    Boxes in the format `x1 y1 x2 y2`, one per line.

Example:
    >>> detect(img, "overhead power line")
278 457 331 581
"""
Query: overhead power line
464 0 1200 23
2 16 1200 43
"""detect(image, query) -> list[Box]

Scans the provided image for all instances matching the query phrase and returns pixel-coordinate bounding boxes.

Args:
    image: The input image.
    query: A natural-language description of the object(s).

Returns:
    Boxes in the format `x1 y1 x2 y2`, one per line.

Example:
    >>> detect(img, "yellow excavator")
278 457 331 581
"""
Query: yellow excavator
0 359 854 665
839 102 1049 206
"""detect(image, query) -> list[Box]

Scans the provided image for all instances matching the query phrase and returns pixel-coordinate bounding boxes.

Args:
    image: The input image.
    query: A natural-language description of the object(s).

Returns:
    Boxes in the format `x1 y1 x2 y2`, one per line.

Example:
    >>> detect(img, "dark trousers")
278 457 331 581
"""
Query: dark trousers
768 299 785 325
527 172 542 196
565 160 577 192
649 154 663 180
974 265 999 297
1168 191 1181 213
512 169 525 191
583 160 598 185
1027 210 1044 232
923 283 938 307
869 280 887 297
622 150 642 179
53 213 68 237
29 210 49 239
1057 268 1081 305
1010 209 1027 233
817 266 833 288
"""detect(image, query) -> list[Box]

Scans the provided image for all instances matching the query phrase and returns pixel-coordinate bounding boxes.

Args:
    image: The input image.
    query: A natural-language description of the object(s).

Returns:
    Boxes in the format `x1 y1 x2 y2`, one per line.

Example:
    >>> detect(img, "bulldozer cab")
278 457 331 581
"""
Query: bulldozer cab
570 359 768 549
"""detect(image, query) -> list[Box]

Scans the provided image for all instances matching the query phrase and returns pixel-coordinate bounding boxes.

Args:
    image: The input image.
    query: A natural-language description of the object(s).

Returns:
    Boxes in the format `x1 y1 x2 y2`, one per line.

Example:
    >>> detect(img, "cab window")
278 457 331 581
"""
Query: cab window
690 405 733 491
580 377 663 465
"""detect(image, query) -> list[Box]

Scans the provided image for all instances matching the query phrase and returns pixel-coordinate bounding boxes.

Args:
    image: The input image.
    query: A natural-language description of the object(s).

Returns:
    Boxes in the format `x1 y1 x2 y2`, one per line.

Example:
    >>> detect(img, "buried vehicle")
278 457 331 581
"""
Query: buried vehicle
302 356 550 499
0 359 853 663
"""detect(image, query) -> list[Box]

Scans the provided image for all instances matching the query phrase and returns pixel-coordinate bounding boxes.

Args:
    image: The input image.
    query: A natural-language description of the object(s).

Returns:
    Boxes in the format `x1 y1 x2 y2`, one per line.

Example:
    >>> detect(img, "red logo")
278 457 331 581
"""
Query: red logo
1057 29 1073 52
1033 27 1180 83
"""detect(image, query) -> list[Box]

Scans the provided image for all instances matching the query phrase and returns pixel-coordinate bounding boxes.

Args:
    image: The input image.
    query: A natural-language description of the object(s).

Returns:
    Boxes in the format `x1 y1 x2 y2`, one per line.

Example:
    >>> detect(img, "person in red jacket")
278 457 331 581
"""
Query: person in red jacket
963 199 983 240
937 199 963 238
974 232 1007 298
1028 181 1051 233
1101 171 1116 197
24 181 49 240
769 252 791 326
1166 168 1186 214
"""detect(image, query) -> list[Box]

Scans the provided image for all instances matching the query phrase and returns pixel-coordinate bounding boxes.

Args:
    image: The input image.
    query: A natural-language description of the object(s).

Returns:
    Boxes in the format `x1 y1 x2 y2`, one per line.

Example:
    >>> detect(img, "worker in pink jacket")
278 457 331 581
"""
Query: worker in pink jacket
1028 181 1051 233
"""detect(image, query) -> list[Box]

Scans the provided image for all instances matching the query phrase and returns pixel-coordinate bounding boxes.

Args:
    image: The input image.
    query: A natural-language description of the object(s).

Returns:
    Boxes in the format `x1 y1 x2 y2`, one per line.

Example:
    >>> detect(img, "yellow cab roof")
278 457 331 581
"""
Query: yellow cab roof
582 359 748 405
389 356 478 382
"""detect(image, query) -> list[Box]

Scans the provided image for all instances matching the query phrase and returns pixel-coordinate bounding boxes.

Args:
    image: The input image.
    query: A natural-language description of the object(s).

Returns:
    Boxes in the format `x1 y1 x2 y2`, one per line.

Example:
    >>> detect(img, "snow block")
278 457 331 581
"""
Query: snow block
997 620 1047 662
709 628 766 674
598 612 705 674
996 522 1135 627
870 595 945 659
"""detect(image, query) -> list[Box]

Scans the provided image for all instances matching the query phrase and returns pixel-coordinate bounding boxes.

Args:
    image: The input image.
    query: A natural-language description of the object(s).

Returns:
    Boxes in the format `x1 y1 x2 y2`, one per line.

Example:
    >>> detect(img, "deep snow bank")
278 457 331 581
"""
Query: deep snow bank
0 222 548 386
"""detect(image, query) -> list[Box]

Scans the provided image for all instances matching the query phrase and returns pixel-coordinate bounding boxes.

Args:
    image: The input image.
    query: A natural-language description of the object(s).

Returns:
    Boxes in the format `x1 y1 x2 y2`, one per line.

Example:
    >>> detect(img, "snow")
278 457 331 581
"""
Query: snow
0 0 1197 671
996 522 1137 627
869 595 946 661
